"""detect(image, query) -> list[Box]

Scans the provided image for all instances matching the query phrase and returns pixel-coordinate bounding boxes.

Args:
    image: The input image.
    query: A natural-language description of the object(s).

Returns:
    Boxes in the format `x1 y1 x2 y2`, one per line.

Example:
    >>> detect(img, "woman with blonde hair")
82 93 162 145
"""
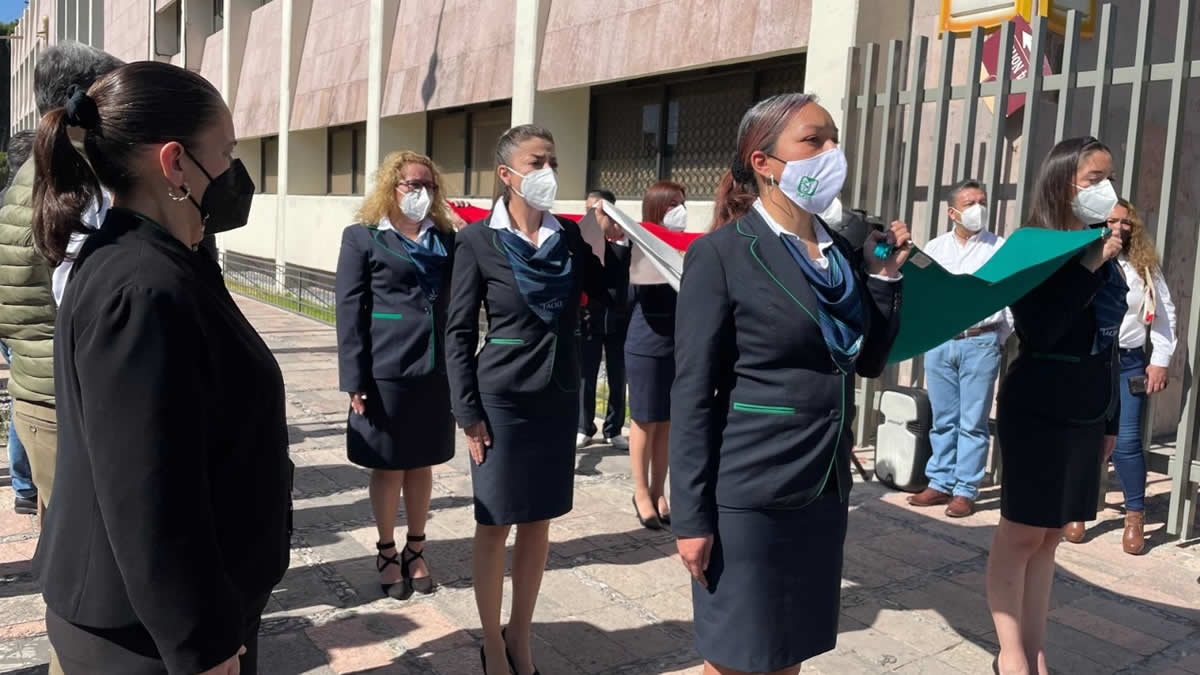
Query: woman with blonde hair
336 150 457 600
1061 198 1177 553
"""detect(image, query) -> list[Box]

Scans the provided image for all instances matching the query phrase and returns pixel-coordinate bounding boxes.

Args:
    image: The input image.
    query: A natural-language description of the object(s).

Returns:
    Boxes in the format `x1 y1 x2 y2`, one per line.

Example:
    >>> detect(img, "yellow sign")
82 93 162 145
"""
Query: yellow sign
939 0 1096 38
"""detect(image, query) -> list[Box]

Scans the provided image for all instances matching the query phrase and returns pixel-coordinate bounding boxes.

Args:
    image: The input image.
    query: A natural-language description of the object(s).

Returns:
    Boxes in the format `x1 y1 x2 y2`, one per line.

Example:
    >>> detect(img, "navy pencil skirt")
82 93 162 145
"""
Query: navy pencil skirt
472 390 577 525
692 492 849 672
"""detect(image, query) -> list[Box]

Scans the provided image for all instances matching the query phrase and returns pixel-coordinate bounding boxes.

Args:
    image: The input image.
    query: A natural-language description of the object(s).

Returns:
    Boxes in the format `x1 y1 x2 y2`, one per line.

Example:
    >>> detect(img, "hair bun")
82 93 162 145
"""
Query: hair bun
64 85 100 131
730 161 755 184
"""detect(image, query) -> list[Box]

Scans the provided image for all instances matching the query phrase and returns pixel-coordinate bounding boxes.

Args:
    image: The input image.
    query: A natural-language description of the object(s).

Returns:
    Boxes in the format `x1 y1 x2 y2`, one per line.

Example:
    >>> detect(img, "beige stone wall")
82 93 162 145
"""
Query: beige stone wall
381 0 515 116
105 0 150 63
537 0 813 91
232 0 283 138
199 30 223 86
290 0 370 131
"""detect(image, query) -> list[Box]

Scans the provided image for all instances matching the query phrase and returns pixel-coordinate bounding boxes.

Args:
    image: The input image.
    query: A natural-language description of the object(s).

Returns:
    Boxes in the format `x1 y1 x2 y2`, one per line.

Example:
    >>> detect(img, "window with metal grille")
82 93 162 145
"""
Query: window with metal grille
587 55 806 200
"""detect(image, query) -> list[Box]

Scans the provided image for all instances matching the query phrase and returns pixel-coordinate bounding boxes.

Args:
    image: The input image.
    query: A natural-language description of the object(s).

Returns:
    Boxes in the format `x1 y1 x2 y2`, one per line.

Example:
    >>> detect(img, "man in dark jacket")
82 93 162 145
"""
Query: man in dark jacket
0 42 123 518
577 189 632 449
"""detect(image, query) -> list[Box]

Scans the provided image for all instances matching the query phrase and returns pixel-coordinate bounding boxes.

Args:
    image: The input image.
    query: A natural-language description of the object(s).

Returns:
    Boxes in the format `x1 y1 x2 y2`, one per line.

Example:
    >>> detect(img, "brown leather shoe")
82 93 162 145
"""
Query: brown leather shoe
1122 511 1145 555
945 496 975 518
907 487 952 507
1063 521 1086 543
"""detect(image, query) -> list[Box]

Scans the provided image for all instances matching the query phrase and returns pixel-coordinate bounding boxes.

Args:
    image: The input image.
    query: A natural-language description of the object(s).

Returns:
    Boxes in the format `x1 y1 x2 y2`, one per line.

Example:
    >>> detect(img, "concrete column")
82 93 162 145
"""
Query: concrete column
805 0 861 128
88 0 93 45
365 0 383 176
221 0 232 101
276 0 293 275
510 0 543 127
148 0 156 61
180 0 187 69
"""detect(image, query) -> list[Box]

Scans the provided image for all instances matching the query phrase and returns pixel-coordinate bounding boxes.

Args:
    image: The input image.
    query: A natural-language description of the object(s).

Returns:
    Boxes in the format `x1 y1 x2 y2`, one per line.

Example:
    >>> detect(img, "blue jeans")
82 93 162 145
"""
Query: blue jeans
1 342 37 500
1114 349 1147 512
924 334 1003 500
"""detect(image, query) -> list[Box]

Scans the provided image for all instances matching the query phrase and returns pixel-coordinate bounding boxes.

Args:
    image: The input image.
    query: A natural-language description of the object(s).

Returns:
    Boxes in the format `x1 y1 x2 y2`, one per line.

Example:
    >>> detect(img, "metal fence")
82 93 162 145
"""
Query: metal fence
842 1 1199 538
221 251 337 325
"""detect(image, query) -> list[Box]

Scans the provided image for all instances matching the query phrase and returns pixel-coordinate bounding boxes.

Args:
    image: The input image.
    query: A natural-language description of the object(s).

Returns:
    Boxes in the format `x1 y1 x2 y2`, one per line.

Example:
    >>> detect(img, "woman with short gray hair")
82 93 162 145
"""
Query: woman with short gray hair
445 124 622 675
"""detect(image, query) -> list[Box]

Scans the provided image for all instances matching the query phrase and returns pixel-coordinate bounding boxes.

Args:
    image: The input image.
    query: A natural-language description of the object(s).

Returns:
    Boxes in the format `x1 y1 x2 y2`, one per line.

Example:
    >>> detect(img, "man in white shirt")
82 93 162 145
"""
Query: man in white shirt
909 180 1012 517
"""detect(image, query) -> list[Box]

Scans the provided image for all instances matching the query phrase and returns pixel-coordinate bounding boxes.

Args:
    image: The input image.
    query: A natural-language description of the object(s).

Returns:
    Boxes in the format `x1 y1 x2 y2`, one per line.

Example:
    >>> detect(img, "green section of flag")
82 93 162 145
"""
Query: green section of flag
887 227 1103 363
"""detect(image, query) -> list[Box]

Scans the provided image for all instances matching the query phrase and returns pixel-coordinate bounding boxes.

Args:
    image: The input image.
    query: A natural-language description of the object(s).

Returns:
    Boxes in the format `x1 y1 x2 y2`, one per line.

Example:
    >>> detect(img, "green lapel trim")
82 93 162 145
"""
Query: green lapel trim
488 338 525 345
736 220 822 328
372 229 415 263
371 312 404 320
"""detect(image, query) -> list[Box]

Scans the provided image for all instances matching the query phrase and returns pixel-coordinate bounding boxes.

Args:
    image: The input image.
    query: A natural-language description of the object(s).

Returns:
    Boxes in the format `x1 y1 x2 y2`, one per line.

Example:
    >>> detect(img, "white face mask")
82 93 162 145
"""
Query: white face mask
1072 179 1118 225
662 204 688 231
818 197 844 227
773 147 848 215
954 203 987 233
399 187 431 223
505 166 558 211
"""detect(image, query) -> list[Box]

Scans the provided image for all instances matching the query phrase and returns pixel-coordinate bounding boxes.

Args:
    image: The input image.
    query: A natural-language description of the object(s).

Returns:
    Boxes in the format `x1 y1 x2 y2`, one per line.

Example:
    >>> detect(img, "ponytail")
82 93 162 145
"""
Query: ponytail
711 169 758 231
31 107 101 266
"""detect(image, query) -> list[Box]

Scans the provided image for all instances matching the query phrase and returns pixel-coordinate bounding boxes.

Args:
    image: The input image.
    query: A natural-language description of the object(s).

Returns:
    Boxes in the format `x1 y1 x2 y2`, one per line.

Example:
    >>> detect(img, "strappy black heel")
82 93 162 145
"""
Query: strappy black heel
376 541 413 600
401 534 435 595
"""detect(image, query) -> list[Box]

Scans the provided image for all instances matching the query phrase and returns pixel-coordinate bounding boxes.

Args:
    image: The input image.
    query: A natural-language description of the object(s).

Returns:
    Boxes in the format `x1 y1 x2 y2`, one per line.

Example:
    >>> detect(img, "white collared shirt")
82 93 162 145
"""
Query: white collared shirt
922 228 1013 343
379 215 436 248
1117 256 1177 367
53 188 112 306
488 198 562 249
752 199 901 282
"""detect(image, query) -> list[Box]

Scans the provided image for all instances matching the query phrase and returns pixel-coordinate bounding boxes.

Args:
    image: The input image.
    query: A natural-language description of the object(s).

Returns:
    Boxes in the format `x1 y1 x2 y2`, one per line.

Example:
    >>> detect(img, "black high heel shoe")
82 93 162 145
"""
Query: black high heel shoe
376 541 413 600
401 534 435 594
502 628 540 675
632 496 662 531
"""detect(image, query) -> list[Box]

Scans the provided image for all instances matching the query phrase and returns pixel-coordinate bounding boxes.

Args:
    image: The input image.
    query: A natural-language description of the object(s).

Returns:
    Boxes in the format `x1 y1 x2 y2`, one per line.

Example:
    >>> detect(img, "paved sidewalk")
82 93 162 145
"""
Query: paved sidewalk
1 296 1198 674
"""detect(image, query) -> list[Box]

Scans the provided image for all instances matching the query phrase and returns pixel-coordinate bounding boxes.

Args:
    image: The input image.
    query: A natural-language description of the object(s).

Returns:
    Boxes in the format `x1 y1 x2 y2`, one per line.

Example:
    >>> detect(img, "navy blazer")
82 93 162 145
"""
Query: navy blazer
669 208 902 538
335 224 455 392
446 212 615 428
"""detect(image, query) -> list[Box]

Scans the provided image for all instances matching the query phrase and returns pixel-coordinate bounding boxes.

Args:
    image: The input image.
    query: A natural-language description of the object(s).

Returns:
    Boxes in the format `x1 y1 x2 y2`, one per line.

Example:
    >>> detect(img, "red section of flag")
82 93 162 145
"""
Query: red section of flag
449 204 702 252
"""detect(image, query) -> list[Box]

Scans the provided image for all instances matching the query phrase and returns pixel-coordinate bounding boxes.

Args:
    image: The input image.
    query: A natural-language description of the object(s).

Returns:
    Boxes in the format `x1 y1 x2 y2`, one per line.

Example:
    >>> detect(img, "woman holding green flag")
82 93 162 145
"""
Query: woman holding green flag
986 136 1126 675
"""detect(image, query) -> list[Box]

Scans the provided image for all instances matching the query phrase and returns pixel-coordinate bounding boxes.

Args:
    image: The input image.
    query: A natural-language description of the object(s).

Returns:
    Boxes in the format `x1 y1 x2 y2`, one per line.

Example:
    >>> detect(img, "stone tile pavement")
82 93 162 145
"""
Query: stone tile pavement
0 296 1197 674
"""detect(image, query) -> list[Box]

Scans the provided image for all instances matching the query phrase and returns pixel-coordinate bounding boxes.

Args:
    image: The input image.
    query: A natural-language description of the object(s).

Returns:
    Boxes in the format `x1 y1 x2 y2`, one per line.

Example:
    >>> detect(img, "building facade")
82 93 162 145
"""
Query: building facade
8 0 918 272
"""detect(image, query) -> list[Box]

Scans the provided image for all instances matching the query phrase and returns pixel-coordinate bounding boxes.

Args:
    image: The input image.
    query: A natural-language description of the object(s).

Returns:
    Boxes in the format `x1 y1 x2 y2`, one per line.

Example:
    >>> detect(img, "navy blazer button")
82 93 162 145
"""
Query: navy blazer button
829 409 840 418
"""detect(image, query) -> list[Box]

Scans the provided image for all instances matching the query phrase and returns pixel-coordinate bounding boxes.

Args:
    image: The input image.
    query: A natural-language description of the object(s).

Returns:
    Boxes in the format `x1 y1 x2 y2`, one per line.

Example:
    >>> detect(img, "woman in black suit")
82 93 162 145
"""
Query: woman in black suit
32 62 291 675
986 137 1125 675
445 124 621 675
336 151 456 601
670 93 909 675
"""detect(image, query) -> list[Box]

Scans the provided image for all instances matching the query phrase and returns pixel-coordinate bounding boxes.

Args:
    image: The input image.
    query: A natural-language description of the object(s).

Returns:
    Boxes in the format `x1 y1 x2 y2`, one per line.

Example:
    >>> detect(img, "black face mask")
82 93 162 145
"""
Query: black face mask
183 149 256 235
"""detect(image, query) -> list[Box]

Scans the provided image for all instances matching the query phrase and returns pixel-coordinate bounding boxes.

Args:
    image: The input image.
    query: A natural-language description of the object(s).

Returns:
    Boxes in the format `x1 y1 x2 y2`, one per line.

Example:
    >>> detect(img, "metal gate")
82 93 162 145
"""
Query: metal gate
842 1 1199 538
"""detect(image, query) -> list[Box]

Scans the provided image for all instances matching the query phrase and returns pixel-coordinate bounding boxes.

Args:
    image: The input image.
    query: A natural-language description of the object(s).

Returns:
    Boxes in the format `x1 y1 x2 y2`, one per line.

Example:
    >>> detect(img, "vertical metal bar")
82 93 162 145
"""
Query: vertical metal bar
957 27 985 182
1120 0 1155 200
1164 0 1196 540
1053 10 1080 143
1169 232 1200 539
873 40 903 216
852 43 878 209
983 21 1014 231
1154 0 1192 268
1089 4 1116 139
923 32 955 243
1014 14 1047 225
841 45 862 200
897 36 929 226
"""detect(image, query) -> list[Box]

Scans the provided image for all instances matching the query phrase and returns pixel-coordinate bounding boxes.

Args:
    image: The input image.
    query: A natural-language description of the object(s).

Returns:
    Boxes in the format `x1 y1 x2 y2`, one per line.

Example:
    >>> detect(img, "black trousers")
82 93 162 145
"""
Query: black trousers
578 313 627 438
47 609 262 675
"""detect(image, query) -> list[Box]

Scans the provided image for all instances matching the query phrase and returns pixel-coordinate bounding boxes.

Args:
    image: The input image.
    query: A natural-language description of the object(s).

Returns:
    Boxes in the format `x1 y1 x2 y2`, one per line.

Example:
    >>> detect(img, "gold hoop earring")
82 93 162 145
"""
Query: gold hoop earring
168 184 191 202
